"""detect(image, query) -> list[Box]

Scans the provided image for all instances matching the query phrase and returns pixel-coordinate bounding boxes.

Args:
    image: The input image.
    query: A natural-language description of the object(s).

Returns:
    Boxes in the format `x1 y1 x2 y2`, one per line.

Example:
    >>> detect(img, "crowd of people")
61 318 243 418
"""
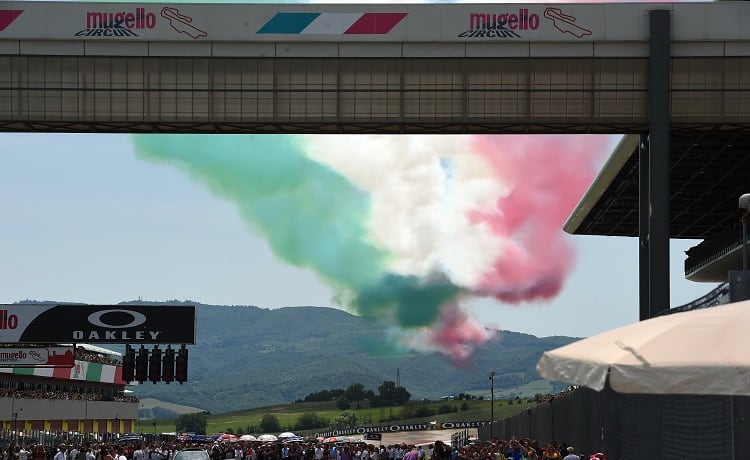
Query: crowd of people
458 439 602 460
0 389 138 403
0 436 603 460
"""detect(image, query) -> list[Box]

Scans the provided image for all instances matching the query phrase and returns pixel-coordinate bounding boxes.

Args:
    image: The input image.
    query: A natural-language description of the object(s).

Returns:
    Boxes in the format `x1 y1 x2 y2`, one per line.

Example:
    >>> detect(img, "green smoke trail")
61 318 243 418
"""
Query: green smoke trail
133 135 460 327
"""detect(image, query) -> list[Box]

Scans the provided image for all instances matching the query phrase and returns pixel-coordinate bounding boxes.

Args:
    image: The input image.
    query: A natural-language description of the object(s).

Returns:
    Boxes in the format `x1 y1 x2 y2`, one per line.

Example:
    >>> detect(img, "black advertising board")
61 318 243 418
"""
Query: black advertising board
0 304 195 344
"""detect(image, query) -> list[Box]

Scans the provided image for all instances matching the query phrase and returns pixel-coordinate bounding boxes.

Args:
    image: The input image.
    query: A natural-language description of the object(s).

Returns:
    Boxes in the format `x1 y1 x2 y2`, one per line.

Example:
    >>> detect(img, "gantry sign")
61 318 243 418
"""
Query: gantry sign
0 304 196 344
0 304 196 383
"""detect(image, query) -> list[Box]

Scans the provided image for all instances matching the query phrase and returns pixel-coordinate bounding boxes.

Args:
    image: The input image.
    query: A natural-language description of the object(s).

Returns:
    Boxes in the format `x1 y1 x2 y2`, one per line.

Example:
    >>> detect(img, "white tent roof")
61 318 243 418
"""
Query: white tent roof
536 299 750 395
62 343 122 357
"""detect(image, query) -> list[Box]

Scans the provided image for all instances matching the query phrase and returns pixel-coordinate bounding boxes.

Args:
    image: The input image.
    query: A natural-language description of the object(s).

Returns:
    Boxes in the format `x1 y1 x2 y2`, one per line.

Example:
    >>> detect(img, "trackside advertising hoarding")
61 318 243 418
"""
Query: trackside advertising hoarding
0 345 75 367
0 2 749 43
315 420 493 438
0 305 195 344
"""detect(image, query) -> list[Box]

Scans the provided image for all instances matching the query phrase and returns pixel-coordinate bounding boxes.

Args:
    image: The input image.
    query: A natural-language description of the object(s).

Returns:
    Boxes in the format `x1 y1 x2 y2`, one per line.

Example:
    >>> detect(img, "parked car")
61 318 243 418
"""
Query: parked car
174 447 210 460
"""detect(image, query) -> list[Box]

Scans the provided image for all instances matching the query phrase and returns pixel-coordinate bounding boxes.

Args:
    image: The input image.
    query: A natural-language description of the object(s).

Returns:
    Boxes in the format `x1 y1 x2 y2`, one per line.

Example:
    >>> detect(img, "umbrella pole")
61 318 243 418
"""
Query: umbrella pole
744 220 748 271
740 194 750 270
730 396 736 460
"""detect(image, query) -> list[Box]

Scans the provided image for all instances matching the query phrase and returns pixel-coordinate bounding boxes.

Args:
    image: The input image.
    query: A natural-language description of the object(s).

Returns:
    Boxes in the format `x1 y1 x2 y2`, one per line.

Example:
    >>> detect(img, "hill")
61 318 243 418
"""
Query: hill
122 301 577 415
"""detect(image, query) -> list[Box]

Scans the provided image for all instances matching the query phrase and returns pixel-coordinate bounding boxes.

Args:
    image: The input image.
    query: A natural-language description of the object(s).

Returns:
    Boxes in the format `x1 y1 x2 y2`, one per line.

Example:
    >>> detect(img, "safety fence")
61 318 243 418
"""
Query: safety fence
478 386 749 459
0 428 133 449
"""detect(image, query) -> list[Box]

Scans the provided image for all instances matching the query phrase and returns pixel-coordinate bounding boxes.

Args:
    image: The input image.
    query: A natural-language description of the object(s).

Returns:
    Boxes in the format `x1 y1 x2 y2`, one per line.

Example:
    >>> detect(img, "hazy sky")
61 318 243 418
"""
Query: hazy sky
0 133 718 340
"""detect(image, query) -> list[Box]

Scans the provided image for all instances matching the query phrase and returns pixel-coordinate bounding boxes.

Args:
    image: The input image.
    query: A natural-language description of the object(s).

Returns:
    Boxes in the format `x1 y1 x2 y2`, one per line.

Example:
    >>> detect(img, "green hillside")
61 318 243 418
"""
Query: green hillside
123 301 576 415
142 396 542 436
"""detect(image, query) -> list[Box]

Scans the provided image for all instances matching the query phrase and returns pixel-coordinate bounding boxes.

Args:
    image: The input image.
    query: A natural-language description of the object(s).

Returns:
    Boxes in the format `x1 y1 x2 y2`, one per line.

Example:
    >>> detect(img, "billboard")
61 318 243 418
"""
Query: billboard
0 345 75 367
0 305 195 344
0 2 748 43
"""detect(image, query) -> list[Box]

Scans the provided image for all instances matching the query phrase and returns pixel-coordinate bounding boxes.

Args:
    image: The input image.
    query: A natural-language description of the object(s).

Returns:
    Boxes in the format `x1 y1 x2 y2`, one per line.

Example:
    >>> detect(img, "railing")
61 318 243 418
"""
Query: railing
0 428 121 448
450 429 470 448
658 281 730 315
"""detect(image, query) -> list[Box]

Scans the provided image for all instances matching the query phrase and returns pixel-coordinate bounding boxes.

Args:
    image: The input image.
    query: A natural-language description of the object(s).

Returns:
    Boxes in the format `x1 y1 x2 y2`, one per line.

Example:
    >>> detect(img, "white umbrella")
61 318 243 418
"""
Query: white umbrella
257 434 278 442
278 432 296 439
239 435 257 442
536 299 750 395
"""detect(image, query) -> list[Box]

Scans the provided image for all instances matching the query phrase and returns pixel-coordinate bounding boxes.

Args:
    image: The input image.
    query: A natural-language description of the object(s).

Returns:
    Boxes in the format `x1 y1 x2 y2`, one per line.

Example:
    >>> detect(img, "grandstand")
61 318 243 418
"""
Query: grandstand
0 344 137 439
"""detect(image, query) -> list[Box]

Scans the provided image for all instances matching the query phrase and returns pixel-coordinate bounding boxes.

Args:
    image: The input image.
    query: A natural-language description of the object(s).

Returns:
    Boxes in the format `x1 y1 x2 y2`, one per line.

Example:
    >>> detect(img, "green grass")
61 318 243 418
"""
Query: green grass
495 379 553 399
140 397 539 436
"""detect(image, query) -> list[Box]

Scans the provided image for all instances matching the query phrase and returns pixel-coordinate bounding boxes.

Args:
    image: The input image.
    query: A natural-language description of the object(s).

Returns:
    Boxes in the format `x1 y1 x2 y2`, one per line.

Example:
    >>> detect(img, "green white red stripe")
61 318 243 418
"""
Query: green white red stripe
0 360 124 384
258 12 407 35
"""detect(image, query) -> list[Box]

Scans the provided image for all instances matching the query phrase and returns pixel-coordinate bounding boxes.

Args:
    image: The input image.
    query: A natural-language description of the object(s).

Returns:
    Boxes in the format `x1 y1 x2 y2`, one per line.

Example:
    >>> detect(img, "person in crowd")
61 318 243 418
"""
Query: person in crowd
562 447 578 460
431 441 448 460
7 445 18 460
540 443 560 460
403 446 418 460
505 439 532 460
32 444 46 460
133 444 147 460
54 445 67 460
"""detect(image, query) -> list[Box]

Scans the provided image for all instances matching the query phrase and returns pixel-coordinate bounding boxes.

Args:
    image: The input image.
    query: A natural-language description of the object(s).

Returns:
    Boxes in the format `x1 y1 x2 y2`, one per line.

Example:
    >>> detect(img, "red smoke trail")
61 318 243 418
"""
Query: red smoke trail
423 302 497 363
470 135 614 303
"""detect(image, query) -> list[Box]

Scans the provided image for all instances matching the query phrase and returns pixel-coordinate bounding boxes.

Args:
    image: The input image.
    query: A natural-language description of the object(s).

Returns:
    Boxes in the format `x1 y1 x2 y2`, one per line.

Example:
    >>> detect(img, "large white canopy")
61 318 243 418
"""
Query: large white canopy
536 299 750 395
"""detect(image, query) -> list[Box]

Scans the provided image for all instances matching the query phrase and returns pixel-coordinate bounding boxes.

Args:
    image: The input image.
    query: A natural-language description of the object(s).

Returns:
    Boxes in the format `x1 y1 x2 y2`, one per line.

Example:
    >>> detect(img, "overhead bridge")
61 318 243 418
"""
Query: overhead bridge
0 2 749 134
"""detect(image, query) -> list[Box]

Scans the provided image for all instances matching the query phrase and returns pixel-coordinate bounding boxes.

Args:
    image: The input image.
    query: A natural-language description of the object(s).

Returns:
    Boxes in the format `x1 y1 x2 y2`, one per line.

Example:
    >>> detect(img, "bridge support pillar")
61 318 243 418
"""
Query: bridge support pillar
641 9 671 320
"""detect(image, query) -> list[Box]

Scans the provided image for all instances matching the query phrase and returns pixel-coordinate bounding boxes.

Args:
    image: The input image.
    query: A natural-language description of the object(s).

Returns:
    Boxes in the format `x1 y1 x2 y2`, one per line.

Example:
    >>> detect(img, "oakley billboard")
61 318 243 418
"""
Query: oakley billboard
0 304 195 344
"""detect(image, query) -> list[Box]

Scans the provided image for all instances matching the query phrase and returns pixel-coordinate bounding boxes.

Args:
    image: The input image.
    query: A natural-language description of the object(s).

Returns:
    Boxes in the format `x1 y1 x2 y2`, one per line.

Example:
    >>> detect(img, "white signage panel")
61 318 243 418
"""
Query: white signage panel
0 346 74 367
1 3 749 44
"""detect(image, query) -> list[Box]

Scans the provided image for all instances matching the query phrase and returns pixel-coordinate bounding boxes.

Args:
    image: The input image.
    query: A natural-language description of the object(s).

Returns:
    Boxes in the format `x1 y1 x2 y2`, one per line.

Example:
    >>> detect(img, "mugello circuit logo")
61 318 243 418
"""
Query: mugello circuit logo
458 7 592 39
76 6 207 38
0 10 23 31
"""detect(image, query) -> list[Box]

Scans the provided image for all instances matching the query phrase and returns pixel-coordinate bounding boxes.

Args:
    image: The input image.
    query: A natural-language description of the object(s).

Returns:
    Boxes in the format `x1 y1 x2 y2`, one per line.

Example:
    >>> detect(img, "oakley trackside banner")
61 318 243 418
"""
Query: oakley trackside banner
0 304 195 344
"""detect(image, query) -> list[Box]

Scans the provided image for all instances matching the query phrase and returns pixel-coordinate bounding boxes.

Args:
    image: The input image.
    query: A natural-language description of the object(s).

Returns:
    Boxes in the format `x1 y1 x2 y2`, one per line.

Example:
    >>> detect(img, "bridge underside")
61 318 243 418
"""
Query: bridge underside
1 55 749 134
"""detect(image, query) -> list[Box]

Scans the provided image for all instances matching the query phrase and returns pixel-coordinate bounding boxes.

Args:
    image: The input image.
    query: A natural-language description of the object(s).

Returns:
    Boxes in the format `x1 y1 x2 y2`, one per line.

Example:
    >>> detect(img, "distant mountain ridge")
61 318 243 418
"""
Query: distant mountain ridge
115 301 577 414
14 300 577 414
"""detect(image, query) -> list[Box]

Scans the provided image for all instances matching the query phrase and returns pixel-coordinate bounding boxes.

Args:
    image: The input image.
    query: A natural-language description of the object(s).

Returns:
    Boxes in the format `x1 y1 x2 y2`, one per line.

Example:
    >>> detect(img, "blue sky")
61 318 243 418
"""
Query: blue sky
0 133 718 339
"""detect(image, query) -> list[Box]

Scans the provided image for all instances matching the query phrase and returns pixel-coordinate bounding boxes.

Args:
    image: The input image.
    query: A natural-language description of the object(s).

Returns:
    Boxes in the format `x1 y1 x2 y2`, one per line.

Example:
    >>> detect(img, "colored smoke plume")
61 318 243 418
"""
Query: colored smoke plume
133 133 615 362
469 135 615 303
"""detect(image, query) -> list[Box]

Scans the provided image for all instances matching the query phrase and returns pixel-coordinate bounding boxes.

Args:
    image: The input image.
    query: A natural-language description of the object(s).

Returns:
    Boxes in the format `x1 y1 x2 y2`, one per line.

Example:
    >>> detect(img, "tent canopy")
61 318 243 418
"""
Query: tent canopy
536 300 750 395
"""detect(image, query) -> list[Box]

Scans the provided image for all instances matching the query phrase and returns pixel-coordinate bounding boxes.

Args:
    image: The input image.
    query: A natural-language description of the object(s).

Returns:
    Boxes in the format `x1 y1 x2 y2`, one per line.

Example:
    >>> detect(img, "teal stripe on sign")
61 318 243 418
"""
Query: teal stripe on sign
13 367 34 375
86 362 103 382
257 13 320 34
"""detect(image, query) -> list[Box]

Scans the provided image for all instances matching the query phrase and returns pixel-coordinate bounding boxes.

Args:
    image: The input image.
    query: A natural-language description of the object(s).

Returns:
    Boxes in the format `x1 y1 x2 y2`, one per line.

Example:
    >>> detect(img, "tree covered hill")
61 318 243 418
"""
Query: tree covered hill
120 301 577 414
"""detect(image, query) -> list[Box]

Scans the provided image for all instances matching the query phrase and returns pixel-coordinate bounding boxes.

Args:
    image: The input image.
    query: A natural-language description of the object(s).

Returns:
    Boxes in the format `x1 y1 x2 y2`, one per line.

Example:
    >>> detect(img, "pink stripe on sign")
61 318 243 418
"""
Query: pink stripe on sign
0 10 23 31
345 13 407 34
52 365 71 380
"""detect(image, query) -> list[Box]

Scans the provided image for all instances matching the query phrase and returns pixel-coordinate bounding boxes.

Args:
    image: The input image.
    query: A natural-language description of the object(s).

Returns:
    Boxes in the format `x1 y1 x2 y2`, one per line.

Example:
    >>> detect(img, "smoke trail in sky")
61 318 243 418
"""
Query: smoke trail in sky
134 133 616 361
305 134 615 358
133 135 462 331
469 135 615 303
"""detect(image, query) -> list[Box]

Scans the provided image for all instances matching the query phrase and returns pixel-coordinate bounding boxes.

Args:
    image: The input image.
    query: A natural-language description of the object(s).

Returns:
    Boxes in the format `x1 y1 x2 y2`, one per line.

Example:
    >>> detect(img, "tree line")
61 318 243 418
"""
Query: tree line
299 381 411 410
175 381 411 434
